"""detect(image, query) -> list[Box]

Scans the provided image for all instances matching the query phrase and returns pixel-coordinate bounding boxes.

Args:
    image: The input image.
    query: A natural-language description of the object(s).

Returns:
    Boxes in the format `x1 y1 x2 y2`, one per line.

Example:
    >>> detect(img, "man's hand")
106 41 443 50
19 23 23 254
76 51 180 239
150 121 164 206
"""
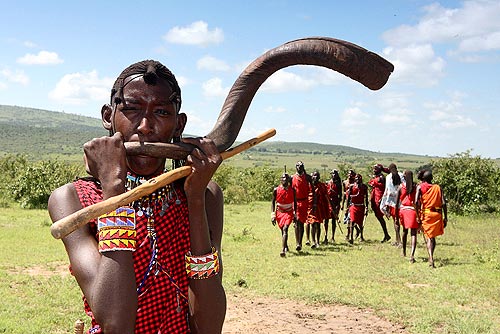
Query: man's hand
83 132 127 198
182 137 222 199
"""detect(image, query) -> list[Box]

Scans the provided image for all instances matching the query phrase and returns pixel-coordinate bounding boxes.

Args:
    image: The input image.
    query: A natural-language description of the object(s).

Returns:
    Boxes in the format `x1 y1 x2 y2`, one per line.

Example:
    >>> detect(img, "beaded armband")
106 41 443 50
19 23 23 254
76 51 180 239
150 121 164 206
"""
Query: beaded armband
97 206 137 253
185 247 220 280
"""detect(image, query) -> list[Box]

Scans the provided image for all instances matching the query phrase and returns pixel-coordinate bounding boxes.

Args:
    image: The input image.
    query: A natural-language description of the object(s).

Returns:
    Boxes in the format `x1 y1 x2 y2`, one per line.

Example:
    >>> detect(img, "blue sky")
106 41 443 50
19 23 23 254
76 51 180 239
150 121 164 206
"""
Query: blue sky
1 1 499 158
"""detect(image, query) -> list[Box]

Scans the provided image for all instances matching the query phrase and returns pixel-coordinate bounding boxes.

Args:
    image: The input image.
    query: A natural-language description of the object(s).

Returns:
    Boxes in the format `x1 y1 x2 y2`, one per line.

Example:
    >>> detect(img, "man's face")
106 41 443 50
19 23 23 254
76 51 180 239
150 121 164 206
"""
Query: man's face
280 175 289 186
312 172 319 183
112 76 185 175
296 163 304 174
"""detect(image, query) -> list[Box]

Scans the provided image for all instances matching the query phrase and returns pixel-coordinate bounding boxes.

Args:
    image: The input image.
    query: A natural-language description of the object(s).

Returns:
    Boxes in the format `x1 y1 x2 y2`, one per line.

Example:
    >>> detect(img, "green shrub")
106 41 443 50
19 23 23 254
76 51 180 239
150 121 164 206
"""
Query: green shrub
0 155 30 205
431 150 500 215
214 165 281 204
10 160 82 209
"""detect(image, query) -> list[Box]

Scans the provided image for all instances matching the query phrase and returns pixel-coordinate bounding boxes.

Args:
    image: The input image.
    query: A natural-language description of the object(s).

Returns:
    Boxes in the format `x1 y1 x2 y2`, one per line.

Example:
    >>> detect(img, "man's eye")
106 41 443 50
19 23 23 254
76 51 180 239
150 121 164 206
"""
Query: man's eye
155 109 171 115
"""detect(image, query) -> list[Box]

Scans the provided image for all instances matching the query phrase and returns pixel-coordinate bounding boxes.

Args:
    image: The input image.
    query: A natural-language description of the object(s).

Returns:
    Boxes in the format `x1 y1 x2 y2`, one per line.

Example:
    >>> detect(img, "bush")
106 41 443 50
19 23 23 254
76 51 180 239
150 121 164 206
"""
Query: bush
213 165 281 204
10 160 83 209
0 155 29 206
431 150 500 215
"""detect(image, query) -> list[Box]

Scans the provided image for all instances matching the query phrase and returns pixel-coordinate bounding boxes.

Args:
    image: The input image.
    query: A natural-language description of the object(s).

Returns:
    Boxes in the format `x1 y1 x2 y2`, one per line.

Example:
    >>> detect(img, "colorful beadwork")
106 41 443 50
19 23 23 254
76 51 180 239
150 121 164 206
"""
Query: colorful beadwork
185 247 220 280
97 206 137 253
97 206 136 230
98 227 137 252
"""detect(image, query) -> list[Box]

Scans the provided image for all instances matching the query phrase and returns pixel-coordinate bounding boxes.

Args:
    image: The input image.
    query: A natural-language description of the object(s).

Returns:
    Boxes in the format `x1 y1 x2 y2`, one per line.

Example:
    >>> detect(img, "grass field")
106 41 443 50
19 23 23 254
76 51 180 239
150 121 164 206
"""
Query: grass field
0 204 499 333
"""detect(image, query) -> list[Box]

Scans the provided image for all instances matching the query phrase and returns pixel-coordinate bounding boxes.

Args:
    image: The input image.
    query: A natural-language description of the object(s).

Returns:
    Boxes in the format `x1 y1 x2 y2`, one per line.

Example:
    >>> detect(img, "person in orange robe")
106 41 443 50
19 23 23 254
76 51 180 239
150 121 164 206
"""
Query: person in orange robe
271 173 297 257
415 169 448 268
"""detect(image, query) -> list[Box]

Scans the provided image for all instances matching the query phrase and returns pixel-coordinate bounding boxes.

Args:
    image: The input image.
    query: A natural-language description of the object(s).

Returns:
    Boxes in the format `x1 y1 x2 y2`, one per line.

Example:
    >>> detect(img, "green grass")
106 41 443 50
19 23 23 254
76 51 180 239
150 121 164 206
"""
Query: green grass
1 204 499 333
223 202 500 334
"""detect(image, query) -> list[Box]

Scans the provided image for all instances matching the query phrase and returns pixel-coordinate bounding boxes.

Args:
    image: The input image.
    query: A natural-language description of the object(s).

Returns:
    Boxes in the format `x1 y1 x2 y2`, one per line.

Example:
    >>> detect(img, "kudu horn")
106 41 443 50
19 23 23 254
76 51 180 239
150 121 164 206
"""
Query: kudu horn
125 37 394 159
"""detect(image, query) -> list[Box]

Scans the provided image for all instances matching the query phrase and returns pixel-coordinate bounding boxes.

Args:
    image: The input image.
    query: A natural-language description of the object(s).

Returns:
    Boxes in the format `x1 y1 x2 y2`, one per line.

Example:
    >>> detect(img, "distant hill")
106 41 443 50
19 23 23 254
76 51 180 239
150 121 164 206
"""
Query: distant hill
0 105 106 160
0 104 435 170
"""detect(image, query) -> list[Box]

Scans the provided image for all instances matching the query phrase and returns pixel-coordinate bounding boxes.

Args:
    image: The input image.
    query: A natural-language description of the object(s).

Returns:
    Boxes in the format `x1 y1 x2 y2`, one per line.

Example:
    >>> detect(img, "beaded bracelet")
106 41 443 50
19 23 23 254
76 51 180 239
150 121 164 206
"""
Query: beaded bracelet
97 206 137 253
185 247 220 280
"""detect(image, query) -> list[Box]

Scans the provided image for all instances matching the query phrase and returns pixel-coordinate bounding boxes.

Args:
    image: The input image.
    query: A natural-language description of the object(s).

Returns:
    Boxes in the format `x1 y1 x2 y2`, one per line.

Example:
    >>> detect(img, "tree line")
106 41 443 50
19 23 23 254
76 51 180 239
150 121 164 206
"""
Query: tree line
0 151 498 215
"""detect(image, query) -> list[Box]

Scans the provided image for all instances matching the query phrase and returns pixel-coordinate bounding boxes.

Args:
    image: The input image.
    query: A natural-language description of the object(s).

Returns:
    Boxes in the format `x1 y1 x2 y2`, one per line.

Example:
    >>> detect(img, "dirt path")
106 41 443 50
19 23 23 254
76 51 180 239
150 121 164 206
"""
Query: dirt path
223 293 408 334
14 264 408 333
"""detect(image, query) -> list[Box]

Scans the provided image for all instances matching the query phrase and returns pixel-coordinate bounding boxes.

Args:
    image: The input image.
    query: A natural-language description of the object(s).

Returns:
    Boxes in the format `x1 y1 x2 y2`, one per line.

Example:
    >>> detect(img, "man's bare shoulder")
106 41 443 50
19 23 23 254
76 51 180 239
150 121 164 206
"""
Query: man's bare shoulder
48 182 82 222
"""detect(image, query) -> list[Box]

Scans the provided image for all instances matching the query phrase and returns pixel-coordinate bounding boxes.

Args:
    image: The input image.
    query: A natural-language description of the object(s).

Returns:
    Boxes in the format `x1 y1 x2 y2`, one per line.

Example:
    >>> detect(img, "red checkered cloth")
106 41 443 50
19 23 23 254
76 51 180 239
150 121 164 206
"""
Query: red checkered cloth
73 177 191 333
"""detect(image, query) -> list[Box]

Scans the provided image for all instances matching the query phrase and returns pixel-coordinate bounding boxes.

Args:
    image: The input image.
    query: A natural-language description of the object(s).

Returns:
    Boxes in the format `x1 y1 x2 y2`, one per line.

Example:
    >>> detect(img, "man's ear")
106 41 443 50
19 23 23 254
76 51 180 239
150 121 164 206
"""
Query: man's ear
174 112 187 137
101 104 113 131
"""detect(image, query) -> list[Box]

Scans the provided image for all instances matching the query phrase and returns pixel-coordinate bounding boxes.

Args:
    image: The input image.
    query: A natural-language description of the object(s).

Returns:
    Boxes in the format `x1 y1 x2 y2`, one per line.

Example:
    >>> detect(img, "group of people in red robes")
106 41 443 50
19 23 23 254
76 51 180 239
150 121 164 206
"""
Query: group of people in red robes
271 161 448 267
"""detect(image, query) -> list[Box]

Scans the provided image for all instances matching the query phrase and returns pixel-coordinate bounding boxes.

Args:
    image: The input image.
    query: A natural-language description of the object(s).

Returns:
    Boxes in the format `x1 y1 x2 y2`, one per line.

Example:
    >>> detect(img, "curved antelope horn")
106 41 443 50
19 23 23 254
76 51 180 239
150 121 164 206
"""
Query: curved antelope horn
125 37 393 158
207 36 393 152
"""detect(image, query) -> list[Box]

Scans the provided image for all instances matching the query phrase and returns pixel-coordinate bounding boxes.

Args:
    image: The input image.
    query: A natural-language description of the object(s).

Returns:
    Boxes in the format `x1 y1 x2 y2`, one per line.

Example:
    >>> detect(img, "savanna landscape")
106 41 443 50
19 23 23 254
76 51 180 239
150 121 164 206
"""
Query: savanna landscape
0 105 499 333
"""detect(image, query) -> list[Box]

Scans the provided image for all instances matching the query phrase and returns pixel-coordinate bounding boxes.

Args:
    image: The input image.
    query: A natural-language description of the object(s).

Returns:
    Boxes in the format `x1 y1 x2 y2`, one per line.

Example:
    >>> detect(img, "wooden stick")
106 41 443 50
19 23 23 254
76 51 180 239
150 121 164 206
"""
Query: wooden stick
50 129 276 239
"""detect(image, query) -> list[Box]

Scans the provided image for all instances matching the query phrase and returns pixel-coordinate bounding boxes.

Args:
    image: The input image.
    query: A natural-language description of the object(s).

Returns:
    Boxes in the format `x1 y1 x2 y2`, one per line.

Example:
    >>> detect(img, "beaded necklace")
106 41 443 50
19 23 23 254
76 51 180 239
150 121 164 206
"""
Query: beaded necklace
126 172 188 313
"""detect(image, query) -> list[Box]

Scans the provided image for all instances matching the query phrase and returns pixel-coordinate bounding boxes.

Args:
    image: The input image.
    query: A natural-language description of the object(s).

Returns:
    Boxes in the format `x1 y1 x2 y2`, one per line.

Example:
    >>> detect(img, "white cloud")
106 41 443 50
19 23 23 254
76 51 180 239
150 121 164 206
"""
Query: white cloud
425 96 477 129
376 93 415 123
458 31 500 52
264 106 286 113
261 69 316 93
380 109 413 123
290 123 305 130
202 77 229 98
0 68 29 85
382 1 500 53
182 109 214 136
17 51 63 65
163 21 224 47
23 40 37 48
435 112 476 129
340 107 370 127
197 55 230 71
175 75 189 88
311 67 346 85
0 81 7 90
284 123 316 137
383 44 445 86
49 70 113 105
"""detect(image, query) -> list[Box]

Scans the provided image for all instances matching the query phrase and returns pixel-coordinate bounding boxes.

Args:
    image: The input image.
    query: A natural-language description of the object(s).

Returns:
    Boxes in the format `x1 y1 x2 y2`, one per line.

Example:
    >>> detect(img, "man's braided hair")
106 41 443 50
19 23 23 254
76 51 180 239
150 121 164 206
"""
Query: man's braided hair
110 60 182 112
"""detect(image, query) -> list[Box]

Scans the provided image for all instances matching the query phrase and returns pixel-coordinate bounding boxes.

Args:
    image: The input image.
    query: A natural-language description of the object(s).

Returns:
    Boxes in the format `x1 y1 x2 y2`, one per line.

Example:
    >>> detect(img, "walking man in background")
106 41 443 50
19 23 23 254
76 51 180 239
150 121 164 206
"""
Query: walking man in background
271 173 297 257
416 169 448 268
291 161 311 251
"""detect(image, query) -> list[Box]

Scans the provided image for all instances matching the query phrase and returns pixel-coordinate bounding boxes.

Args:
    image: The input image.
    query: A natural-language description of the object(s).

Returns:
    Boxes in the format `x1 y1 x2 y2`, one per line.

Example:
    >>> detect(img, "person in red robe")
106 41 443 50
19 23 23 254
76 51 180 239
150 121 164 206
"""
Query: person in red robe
341 169 357 240
271 173 297 257
416 169 448 268
324 169 342 244
306 171 329 248
396 170 419 263
368 164 391 243
346 174 369 244
291 161 311 251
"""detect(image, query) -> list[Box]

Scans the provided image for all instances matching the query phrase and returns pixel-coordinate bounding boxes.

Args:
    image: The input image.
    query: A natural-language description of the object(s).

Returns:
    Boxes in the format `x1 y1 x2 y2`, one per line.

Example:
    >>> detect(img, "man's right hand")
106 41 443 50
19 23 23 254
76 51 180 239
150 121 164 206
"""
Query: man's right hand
83 132 127 199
